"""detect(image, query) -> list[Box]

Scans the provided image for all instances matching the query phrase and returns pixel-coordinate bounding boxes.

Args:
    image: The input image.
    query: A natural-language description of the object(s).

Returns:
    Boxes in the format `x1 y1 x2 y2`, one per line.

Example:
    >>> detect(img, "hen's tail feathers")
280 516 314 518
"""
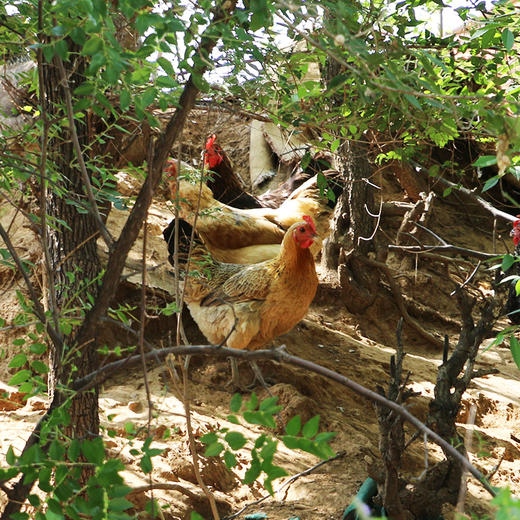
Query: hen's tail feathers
163 218 209 267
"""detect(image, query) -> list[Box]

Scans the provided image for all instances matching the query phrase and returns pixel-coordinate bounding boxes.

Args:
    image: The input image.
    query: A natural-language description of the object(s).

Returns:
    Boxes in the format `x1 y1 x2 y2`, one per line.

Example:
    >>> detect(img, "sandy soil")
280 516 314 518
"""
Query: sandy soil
1 130 520 520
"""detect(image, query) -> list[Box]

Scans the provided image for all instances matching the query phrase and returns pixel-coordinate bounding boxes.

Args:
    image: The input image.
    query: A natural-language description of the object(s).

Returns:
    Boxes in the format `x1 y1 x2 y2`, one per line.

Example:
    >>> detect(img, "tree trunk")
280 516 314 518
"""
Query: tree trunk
321 139 380 313
43 45 101 442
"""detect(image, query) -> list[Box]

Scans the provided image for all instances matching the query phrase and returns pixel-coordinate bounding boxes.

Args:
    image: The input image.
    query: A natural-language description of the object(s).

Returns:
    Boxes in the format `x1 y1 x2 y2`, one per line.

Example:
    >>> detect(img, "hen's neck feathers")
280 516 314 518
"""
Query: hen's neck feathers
274 225 314 271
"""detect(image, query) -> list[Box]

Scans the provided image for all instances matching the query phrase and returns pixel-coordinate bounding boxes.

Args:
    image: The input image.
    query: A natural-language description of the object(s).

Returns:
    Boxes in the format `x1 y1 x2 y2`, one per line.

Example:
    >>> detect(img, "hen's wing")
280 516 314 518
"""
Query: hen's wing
201 263 274 307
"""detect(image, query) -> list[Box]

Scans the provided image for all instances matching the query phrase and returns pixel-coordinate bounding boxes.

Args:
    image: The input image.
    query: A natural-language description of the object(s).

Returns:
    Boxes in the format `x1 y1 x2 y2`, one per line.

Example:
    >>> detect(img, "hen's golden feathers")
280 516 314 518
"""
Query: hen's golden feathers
183 219 318 351
166 163 338 263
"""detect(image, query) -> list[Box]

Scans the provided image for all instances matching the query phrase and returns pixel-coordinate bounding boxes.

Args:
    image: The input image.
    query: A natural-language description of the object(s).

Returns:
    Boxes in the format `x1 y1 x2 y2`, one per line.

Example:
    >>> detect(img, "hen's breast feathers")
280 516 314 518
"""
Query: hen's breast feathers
183 221 318 351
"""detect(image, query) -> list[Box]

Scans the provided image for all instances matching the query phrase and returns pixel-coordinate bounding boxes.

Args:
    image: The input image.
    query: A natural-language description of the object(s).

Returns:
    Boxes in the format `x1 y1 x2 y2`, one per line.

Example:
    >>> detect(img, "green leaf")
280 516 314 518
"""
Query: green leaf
302 415 320 439
108 497 133 512
47 498 62 516
511 336 520 371
285 415 301 436
6 445 16 465
31 360 49 374
224 450 237 468
191 72 209 93
230 393 242 414
243 458 261 484
314 431 337 443
157 57 175 76
245 392 258 411
156 75 178 88
55 39 68 60
327 73 349 91
140 454 153 474
227 414 240 424
243 411 276 429
282 435 300 450
49 439 65 461
74 98 91 113
259 396 278 412
502 28 514 51
120 89 131 111
404 94 421 110
225 431 247 450
482 175 499 192
9 353 27 368
38 466 52 492
28 494 40 508
81 437 105 465
83 36 104 56
42 44 55 62
204 442 224 457
29 343 47 355
473 155 497 167
200 432 218 445
68 439 81 462
502 254 516 272
190 513 205 520
9 369 31 386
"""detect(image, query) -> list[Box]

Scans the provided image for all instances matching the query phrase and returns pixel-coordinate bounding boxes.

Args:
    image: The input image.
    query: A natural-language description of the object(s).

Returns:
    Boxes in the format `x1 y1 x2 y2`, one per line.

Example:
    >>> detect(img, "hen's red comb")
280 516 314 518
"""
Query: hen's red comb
513 216 520 246
165 159 177 179
303 215 317 234
205 134 217 151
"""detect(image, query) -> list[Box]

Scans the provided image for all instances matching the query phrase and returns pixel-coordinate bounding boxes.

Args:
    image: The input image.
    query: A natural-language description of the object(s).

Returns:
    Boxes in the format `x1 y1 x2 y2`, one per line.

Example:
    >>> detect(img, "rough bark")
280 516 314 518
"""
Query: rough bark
43 44 101 444
321 139 380 313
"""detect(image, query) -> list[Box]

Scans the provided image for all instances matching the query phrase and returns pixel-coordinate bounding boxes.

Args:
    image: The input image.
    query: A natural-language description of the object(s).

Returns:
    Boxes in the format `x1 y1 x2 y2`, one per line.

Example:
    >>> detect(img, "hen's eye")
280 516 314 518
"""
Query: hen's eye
299 226 305 233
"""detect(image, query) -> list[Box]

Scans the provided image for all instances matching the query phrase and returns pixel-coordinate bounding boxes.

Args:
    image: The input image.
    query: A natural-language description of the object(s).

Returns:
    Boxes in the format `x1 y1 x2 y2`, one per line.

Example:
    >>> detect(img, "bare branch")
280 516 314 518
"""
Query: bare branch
224 451 346 520
433 176 517 223
70 343 495 498
388 243 497 260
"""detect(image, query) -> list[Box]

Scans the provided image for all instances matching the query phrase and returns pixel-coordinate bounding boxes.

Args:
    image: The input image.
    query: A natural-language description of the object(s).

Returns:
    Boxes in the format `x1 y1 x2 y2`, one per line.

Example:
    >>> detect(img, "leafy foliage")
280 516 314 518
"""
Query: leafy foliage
2 0 520 516
201 393 336 494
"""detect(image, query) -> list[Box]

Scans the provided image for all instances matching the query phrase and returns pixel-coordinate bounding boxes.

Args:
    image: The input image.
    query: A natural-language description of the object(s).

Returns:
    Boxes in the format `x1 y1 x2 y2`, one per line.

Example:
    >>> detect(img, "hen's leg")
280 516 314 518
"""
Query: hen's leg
229 358 271 393
250 361 269 389
230 357 241 388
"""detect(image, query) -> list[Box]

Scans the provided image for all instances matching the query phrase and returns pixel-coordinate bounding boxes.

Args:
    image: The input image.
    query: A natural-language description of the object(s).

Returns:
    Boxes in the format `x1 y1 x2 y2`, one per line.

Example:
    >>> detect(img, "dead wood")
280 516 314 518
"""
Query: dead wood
395 191 436 270
372 319 419 520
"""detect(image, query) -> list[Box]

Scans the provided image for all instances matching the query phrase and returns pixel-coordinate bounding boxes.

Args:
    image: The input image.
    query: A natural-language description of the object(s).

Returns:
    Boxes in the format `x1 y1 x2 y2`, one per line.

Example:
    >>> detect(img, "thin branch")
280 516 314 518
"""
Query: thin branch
456 404 477 515
55 56 114 249
223 451 346 520
432 176 517 223
69 343 495 498
450 261 481 296
388 243 497 260
0 222 62 349
181 360 220 520
36 7 61 343
138 208 154 422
